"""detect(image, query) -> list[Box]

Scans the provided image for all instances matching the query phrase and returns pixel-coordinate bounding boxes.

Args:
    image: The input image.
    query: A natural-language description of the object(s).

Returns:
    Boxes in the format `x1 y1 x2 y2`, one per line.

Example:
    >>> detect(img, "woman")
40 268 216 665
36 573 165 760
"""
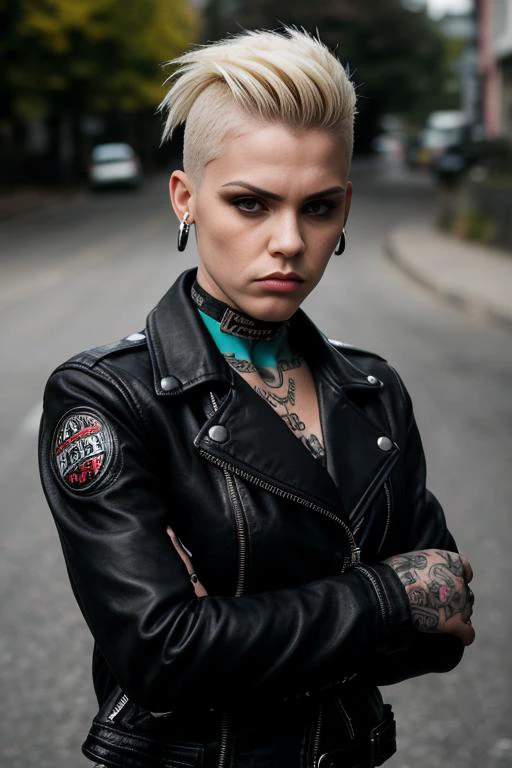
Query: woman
39 27 474 768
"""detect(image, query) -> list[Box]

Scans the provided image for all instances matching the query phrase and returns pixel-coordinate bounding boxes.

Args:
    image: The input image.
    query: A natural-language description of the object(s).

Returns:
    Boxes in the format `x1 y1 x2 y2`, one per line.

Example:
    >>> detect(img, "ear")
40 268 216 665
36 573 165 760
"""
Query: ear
169 170 195 223
343 180 353 228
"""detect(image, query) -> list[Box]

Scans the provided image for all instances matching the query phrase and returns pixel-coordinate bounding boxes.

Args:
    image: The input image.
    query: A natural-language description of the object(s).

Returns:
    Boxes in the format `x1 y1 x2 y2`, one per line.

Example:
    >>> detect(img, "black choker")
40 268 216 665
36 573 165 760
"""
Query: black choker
191 281 285 341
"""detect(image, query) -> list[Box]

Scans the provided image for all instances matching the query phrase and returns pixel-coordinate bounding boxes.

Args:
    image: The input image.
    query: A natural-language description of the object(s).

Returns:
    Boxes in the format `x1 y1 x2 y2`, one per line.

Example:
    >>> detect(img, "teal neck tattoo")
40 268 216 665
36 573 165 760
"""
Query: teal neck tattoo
190 280 302 384
192 282 326 465
198 309 295 370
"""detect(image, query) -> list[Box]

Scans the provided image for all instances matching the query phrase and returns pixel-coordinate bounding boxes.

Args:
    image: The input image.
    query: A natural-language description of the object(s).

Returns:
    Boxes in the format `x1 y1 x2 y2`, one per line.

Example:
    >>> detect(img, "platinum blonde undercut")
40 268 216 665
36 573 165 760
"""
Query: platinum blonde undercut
159 27 357 184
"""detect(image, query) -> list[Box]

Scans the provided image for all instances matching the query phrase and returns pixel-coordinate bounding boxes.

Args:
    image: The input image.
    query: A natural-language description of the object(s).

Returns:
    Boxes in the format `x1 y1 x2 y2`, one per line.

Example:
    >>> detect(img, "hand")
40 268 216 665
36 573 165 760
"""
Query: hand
384 549 475 646
166 527 208 597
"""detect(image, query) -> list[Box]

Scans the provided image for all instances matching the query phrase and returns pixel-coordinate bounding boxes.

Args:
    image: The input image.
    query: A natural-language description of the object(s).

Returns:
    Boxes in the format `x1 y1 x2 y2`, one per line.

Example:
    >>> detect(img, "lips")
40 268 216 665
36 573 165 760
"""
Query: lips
257 272 304 282
255 272 305 294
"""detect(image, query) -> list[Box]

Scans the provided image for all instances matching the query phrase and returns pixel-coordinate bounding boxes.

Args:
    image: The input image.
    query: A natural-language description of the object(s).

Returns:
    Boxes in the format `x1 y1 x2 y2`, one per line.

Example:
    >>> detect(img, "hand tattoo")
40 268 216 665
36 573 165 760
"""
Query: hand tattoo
385 549 472 632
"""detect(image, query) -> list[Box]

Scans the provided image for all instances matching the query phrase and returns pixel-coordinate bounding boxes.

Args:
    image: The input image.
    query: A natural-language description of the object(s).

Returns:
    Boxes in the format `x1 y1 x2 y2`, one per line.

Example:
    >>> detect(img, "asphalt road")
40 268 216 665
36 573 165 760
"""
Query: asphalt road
1 159 511 767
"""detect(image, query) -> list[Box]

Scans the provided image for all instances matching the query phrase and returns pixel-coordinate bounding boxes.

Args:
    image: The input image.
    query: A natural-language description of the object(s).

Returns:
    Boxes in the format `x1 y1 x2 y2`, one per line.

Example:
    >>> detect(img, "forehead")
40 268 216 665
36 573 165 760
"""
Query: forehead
203 118 350 188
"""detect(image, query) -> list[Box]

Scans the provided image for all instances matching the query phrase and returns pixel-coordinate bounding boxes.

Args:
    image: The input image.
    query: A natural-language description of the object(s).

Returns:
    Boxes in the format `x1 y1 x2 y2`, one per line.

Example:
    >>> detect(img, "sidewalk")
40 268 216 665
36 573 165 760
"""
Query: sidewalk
386 225 512 330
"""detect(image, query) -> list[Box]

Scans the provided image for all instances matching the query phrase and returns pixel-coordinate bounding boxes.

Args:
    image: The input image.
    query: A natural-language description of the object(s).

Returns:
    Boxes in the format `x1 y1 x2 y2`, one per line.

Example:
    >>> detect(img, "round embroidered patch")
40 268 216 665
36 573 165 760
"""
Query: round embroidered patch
52 409 114 492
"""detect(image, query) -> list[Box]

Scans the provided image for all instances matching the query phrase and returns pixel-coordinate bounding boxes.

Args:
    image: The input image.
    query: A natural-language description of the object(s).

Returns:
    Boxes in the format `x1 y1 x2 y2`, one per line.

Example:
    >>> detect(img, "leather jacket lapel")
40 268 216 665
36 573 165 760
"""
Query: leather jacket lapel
195 376 344 518
318 375 400 527
146 270 231 396
147 269 400 532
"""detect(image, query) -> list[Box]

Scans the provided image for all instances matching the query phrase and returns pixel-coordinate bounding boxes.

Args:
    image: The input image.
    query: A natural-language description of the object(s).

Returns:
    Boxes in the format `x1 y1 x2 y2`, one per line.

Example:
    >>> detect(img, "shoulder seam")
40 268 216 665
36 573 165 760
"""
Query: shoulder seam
68 335 147 369
328 338 387 363
55 360 149 430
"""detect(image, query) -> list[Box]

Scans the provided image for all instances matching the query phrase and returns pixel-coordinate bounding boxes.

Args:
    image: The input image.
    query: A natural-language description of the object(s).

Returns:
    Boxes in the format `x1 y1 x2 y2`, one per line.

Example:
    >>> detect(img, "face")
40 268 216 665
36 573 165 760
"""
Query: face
170 118 352 321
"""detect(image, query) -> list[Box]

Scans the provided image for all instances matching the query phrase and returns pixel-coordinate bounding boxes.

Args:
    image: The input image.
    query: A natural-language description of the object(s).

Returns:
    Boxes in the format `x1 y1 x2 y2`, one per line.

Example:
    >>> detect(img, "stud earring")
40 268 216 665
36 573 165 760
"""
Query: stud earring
177 212 191 252
334 228 346 255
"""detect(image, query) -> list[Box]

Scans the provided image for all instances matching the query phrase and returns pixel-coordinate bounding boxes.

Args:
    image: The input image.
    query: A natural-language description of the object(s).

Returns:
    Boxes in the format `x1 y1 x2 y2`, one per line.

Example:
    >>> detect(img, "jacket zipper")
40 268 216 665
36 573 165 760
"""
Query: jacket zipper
376 481 392 556
311 703 324 768
335 695 355 740
222 469 247 596
199 447 361 570
108 693 129 722
208 392 248 597
207 392 248 768
353 565 388 625
201 392 360 571
217 712 231 768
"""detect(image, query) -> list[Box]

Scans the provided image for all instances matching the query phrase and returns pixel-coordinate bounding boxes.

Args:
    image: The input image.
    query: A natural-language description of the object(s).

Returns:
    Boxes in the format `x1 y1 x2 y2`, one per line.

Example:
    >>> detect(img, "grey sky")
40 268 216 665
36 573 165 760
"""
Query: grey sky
426 0 472 18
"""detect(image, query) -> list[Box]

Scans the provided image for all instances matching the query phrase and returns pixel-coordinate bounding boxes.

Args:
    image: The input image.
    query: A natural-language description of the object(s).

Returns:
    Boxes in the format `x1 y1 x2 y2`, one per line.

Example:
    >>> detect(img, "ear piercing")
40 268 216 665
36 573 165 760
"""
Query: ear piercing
177 212 191 252
334 228 346 255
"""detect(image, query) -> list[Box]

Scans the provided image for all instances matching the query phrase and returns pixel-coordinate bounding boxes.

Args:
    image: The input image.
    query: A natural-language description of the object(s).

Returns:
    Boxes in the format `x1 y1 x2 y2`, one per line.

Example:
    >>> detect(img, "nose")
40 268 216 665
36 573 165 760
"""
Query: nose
267 211 305 258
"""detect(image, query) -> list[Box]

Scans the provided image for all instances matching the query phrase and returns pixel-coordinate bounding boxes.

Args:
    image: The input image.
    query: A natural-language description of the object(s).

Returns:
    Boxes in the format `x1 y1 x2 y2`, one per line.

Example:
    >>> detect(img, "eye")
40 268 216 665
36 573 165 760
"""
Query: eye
232 197 265 214
303 199 338 217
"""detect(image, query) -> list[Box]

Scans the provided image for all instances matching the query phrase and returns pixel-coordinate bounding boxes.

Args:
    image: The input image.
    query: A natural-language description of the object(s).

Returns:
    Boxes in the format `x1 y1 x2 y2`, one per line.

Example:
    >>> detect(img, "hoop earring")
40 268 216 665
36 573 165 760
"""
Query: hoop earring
334 228 346 255
177 212 191 252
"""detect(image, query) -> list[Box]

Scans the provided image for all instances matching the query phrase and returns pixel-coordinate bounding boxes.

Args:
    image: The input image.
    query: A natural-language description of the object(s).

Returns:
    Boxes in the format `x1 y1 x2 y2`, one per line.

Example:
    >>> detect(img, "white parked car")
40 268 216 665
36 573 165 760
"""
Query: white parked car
89 143 143 189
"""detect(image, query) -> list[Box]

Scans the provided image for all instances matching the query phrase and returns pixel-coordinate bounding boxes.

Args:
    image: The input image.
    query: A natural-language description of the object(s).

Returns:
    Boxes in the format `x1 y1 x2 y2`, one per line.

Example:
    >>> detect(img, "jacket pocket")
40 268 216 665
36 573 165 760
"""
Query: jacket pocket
352 476 394 561
375 479 393 557
82 719 205 768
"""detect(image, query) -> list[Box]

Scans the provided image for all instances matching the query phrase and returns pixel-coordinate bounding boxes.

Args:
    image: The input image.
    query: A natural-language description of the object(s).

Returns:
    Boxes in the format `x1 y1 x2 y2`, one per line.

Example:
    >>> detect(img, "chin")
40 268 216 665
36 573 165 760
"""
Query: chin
243 296 301 323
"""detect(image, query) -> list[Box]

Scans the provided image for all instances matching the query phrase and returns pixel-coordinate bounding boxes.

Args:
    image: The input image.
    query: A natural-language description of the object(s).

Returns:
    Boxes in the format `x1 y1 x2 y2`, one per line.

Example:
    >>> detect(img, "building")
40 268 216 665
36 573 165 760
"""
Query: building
494 0 512 135
477 0 512 137
438 9 479 127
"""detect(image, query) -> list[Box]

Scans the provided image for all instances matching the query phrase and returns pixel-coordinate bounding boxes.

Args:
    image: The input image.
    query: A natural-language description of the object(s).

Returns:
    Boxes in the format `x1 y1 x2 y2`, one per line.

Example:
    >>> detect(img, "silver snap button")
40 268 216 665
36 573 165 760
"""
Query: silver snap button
367 375 379 385
126 332 145 342
377 436 393 452
160 376 178 391
208 425 228 443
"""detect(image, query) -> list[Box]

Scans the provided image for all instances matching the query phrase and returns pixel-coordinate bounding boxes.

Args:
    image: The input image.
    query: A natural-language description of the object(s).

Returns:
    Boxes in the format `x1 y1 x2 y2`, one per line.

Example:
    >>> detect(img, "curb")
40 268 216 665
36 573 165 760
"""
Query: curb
385 233 512 333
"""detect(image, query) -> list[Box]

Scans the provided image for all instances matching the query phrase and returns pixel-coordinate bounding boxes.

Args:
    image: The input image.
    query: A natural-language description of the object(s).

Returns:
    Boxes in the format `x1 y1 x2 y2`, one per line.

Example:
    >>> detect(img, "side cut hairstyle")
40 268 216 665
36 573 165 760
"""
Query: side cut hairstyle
158 27 357 184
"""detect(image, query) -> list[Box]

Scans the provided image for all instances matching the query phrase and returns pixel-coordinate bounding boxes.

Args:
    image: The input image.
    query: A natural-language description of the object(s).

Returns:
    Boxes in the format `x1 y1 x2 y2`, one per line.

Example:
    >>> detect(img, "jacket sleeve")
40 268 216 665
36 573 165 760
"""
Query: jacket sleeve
369 366 464 685
39 362 412 712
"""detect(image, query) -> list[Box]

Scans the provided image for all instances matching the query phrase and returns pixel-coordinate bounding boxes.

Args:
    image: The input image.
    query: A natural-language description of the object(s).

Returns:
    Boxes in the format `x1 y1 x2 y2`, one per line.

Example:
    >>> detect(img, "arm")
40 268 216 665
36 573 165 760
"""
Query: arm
39 364 411 712
369 368 474 684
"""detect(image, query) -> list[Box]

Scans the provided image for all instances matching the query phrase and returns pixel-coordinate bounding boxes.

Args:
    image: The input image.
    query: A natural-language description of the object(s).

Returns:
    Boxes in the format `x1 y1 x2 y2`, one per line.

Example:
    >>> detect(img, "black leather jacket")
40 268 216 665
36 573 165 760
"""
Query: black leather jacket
39 269 463 768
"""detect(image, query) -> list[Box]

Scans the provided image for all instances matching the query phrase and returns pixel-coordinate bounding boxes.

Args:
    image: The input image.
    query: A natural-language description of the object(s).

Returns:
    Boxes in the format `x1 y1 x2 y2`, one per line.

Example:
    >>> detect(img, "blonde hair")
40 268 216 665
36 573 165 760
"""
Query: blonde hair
159 27 356 184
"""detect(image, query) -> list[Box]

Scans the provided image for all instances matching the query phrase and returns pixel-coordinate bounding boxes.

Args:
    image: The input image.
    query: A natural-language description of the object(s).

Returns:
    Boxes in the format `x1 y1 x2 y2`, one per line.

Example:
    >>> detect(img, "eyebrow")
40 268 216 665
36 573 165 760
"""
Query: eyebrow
220 181 345 201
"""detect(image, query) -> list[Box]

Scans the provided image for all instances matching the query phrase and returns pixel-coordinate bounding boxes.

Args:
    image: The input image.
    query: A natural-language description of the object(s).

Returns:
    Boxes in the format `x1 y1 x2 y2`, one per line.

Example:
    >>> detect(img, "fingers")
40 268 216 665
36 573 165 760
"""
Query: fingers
459 621 475 646
166 527 209 598
166 526 194 572
460 555 473 584
451 616 476 646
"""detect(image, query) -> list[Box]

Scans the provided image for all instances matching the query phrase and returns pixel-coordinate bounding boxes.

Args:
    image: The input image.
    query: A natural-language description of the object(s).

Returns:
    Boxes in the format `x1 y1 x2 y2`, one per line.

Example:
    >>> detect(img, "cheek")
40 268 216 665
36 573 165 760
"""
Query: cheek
200 204 249 243
305 225 338 261
200 210 265 261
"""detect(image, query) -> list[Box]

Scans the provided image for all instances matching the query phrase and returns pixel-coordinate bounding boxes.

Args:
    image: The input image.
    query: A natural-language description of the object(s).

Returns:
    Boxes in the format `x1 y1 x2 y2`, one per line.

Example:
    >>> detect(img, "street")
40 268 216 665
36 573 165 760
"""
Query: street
1 158 511 767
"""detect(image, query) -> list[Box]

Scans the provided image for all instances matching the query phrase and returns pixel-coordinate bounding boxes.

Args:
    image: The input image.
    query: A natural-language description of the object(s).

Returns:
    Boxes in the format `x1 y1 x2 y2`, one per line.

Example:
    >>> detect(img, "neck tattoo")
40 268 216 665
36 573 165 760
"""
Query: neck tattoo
191 281 325 463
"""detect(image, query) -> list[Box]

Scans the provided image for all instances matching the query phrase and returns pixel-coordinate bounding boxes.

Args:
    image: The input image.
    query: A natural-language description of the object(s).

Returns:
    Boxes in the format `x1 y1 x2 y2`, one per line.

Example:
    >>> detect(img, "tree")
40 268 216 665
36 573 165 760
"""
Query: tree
1 0 199 182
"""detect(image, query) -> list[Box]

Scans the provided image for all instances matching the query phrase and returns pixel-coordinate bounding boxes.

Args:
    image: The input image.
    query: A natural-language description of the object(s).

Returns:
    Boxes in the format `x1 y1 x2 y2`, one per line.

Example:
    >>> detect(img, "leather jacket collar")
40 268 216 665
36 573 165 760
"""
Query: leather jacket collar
146 269 384 398
145 270 400 532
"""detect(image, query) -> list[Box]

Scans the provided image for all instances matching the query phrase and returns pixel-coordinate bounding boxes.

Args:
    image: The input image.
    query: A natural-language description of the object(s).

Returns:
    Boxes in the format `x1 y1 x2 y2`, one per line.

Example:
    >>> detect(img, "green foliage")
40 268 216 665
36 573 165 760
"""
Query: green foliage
452 208 496 243
3 0 199 118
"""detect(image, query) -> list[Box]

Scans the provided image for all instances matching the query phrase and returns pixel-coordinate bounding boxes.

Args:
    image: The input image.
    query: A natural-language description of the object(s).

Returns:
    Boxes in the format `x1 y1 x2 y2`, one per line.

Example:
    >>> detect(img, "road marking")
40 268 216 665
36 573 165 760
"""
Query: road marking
20 401 43 434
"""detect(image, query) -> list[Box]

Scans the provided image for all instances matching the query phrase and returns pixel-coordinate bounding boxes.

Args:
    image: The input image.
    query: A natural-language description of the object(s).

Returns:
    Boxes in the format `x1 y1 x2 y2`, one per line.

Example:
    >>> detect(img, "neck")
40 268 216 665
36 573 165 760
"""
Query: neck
191 280 285 341
191 279 296 369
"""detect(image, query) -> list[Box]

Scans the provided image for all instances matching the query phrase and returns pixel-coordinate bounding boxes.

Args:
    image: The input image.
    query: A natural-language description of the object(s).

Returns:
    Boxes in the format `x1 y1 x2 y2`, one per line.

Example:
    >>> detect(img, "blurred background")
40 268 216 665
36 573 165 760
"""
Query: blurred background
1 1 511 767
